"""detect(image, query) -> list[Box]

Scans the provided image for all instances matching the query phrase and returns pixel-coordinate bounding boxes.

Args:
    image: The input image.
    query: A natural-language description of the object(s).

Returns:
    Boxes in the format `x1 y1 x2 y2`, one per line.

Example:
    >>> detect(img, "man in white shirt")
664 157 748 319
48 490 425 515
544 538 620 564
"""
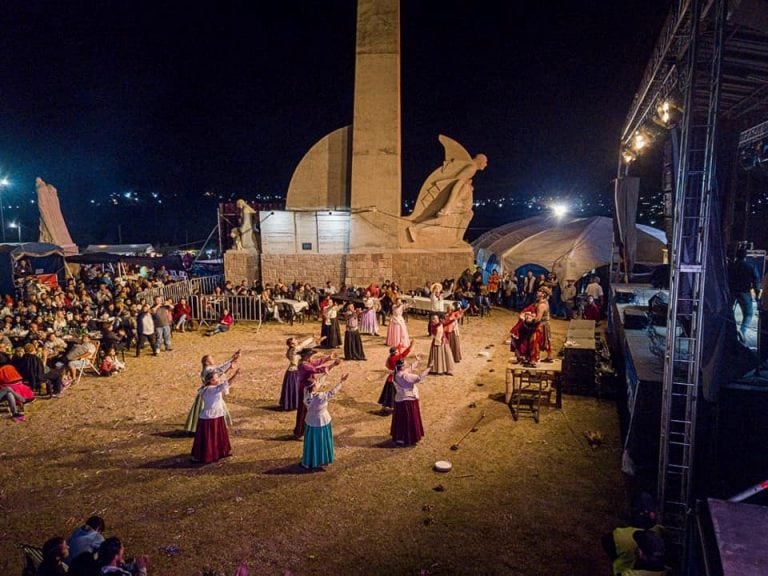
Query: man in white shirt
585 276 604 308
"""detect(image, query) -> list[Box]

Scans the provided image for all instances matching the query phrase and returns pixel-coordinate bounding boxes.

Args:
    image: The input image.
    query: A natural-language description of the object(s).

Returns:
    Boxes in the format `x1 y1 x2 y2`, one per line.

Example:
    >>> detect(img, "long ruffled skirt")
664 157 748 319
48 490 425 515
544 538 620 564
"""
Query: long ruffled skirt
390 399 424 445
191 416 231 463
378 378 396 409
360 309 378 335
344 330 366 360
386 318 409 348
301 422 335 469
278 369 301 411
428 342 455 375
447 331 462 363
321 319 342 348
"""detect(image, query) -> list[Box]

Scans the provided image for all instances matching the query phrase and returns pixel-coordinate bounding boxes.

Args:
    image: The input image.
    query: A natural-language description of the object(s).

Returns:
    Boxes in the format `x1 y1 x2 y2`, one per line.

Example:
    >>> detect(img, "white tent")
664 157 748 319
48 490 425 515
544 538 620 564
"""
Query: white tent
472 215 666 281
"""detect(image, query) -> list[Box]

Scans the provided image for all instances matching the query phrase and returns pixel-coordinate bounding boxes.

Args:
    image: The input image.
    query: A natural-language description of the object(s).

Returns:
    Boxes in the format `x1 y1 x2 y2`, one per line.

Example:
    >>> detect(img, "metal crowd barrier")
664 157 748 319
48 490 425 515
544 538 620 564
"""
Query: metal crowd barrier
188 294 264 326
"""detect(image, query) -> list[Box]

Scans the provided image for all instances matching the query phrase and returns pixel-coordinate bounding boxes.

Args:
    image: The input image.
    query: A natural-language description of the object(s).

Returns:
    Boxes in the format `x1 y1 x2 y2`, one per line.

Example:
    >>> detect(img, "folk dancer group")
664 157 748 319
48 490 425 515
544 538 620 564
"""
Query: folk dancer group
186 293 472 467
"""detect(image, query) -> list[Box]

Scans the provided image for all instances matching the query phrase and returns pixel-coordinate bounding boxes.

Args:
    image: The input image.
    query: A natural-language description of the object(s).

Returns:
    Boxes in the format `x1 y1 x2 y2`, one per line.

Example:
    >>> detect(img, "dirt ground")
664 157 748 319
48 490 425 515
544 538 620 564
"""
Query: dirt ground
0 308 631 576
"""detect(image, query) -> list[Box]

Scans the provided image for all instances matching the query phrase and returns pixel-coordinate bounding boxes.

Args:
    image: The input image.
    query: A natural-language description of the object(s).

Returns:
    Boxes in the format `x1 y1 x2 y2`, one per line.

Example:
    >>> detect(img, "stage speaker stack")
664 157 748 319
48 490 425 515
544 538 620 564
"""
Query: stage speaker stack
563 319 597 396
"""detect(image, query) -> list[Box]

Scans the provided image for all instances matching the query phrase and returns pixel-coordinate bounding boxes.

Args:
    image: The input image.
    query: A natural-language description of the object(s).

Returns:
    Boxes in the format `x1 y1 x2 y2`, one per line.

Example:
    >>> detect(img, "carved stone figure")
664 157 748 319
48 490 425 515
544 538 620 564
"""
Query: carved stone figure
406 135 488 245
235 199 257 251
230 227 244 251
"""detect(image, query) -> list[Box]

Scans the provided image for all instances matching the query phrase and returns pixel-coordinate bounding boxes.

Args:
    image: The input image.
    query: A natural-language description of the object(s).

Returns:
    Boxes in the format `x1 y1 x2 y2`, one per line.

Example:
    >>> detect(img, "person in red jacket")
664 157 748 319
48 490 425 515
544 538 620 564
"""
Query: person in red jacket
205 308 234 336
173 297 192 332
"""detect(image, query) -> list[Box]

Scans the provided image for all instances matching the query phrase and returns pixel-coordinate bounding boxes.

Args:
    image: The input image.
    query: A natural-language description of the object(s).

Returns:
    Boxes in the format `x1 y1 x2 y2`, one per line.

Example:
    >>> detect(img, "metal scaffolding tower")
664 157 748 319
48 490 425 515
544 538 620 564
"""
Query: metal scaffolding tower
617 0 732 566
659 0 724 553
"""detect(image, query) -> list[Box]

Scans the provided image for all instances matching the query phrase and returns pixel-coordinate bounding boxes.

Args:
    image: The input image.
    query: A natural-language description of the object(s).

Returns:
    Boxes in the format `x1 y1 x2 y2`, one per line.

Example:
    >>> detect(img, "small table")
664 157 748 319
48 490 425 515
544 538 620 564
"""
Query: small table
505 358 562 423
275 299 309 315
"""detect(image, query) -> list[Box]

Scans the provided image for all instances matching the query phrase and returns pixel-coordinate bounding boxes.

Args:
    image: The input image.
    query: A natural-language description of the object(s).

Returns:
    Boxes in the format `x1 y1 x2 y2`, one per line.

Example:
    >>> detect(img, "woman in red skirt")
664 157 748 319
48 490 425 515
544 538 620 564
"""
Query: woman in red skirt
191 367 240 464
390 357 432 446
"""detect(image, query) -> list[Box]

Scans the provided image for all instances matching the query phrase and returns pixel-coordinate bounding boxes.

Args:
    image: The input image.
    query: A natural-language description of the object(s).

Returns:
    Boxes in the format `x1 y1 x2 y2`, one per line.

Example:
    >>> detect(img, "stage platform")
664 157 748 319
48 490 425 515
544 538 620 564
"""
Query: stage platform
608 281 768 493
704 498 768 575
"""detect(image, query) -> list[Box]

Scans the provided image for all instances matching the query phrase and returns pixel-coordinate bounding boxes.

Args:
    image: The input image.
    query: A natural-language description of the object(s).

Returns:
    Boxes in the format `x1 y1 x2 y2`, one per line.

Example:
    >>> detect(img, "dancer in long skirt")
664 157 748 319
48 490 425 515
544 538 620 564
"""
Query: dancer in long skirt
301 373 349 469
359 291 380 335
385 298 410 348
191 368 240 464
343 303 366 361
184 349 239 434
293 348 341 438
320 300 342 349
378 339 413 413
278 335 318 411
428 282 445 334
443 304 464 363
428 314 455 375
390 358 431 446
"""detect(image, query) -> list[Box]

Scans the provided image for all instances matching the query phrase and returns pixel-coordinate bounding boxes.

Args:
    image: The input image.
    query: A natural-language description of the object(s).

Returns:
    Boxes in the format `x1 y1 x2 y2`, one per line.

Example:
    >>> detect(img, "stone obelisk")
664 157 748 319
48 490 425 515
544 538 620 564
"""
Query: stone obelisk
349 0 401 250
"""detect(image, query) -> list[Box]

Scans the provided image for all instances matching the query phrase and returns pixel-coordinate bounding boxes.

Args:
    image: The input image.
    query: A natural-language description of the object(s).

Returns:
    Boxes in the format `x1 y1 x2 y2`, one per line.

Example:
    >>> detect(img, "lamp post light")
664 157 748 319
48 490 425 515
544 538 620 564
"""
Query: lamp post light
9 221 21 243
0 178 9 243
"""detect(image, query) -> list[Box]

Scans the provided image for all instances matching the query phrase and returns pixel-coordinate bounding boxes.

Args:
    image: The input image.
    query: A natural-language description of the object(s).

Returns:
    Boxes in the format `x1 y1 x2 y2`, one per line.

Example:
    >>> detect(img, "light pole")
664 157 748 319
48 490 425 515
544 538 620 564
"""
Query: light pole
9 221 21 243
0 178 9 243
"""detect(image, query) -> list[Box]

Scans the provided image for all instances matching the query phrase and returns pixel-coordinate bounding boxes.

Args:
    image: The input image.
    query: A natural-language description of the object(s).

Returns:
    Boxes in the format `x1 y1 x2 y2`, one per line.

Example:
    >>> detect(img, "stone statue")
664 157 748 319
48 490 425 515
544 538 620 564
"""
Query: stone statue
406 135 488 244
234 199 258 251
230 227 244 251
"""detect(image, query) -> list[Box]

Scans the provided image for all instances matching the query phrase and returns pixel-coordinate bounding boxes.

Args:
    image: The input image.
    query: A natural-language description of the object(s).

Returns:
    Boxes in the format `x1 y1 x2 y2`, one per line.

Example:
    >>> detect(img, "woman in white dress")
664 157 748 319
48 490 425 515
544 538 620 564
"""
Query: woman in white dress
386 298 410 348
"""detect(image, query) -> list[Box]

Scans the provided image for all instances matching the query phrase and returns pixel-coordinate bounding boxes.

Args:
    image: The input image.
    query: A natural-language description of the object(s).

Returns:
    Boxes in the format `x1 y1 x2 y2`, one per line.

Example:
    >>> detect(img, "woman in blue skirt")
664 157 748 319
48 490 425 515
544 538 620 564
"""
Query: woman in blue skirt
301 372 349 469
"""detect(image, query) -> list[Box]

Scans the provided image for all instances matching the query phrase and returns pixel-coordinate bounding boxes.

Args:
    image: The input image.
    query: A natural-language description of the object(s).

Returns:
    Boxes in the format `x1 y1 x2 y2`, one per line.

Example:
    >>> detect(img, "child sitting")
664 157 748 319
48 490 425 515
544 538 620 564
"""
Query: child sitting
100 346 125 376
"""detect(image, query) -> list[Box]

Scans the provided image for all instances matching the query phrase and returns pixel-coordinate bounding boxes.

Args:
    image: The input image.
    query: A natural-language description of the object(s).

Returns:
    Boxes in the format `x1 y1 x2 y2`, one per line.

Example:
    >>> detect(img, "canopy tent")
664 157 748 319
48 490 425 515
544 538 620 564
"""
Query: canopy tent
83 244 155 255
0 242 67 297
472 216 666 282
66 252 185 271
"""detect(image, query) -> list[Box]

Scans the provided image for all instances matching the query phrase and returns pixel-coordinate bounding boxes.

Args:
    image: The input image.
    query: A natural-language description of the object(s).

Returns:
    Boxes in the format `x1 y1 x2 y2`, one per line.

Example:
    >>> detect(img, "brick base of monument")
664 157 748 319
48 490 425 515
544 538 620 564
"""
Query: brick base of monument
224 250 260 286
259 249 474 292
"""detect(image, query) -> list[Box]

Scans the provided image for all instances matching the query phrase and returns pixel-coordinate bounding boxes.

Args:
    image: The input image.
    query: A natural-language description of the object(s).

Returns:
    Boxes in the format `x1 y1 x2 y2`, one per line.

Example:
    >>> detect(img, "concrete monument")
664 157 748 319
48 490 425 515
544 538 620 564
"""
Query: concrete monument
251 0 484 290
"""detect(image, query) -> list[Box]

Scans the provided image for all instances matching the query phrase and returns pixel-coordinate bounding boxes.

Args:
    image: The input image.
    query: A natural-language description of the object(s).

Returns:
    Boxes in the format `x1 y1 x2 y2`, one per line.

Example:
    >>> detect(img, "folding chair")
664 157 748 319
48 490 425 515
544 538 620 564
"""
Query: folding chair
19 543 43 576
74 341 101 385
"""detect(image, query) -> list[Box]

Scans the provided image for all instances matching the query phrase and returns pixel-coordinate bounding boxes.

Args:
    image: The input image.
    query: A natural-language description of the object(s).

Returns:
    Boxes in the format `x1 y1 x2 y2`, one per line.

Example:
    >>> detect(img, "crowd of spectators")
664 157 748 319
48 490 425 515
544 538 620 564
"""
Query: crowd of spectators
0 264 187 417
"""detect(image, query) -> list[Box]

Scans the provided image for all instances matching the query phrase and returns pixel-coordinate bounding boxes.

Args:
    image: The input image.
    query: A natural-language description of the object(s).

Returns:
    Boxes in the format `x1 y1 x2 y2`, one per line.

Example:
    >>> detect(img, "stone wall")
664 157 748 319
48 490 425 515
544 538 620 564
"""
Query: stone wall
260 253 345 287
224 250 260 286
258 249 474 292
389 251 474 291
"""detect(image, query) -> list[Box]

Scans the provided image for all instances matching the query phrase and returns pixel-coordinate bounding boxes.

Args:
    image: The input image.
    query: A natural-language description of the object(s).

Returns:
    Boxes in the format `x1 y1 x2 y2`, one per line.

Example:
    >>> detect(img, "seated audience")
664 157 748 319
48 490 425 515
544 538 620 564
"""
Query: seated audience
205 308 234 336
98 536 149 576
66 515 106 567
36 536 69 575
66 334 97 381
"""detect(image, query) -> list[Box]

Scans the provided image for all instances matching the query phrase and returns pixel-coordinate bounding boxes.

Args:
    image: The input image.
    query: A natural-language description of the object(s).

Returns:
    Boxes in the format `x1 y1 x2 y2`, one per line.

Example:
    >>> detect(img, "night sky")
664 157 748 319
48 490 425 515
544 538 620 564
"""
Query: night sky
0 0 671 248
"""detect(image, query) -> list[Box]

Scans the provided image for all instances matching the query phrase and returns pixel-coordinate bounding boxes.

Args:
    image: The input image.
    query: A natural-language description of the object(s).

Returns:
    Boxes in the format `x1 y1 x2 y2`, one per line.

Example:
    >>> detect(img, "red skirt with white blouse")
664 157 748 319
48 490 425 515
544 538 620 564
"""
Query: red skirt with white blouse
191 416 231 463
